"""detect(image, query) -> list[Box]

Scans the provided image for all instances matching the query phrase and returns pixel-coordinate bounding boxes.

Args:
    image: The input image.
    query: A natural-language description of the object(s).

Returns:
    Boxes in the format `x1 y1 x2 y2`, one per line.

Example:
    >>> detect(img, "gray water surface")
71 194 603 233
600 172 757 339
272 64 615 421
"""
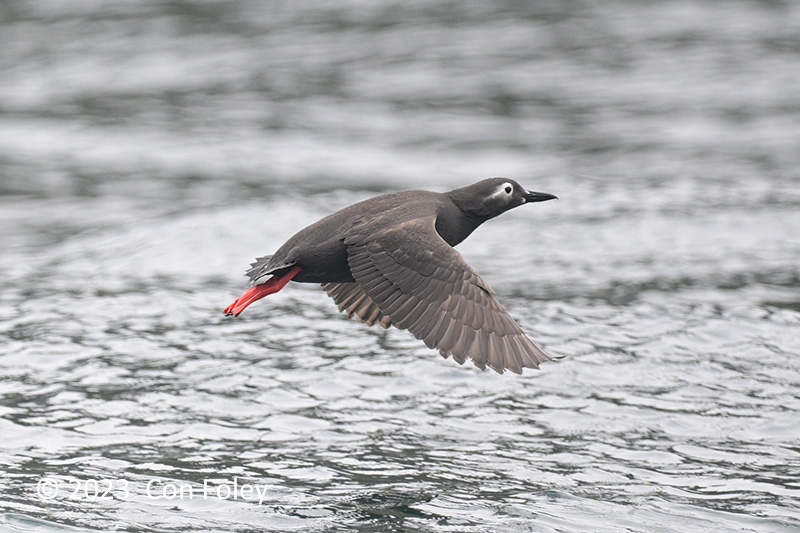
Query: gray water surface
1 1 800 532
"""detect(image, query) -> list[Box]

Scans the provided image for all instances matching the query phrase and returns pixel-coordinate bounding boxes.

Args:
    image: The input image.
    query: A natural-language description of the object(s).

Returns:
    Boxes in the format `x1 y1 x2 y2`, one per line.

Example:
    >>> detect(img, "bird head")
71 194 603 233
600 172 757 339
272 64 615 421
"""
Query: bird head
450 177 557 219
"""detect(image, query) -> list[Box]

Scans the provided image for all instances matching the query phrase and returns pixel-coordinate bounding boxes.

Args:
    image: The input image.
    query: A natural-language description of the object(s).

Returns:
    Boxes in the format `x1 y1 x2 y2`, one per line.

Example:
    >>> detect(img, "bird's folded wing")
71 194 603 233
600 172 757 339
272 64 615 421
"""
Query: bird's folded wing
343 215 549 374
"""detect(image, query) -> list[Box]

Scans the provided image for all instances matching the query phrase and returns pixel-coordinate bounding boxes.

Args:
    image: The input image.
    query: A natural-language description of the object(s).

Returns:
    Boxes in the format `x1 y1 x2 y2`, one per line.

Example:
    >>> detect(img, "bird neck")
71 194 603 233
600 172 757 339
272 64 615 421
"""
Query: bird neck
435 196 488 246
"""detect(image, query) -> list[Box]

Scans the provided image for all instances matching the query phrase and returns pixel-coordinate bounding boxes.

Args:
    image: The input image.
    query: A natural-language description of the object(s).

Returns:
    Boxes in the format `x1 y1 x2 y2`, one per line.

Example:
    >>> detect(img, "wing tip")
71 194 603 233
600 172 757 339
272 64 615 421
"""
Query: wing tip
438 334 551 375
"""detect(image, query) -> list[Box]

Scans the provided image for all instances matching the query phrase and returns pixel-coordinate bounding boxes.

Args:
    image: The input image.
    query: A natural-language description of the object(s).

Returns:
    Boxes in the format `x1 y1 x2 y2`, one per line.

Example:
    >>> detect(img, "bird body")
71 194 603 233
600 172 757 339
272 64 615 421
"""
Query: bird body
225 178 557 374
253 190 442 284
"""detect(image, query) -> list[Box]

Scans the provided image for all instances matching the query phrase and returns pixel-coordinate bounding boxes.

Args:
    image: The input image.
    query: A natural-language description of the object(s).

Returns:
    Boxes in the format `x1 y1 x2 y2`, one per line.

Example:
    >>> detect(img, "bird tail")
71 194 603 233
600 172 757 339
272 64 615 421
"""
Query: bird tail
245 255 299 285
245 255 273 283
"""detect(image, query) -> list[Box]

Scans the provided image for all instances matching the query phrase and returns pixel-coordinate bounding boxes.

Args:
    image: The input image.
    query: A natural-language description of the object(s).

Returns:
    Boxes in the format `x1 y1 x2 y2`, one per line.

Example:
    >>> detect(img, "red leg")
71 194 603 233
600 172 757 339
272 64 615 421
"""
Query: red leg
224 265 302 316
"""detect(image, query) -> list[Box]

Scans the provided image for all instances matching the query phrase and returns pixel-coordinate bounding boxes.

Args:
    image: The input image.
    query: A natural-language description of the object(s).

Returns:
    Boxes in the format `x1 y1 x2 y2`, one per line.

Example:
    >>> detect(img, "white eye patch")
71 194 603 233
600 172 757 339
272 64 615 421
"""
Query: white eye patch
489 182 515 201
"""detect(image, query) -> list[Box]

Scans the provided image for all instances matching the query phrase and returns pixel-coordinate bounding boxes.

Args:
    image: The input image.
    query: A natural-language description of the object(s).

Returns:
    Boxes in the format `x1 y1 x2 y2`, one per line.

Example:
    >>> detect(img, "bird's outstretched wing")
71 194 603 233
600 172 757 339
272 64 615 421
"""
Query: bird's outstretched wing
322 282 392 328
340 215 549 374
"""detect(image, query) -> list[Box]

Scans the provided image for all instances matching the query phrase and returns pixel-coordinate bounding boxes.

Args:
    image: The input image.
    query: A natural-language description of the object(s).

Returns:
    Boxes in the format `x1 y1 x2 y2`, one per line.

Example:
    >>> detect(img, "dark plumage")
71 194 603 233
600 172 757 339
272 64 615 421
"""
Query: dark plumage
224 178 557 374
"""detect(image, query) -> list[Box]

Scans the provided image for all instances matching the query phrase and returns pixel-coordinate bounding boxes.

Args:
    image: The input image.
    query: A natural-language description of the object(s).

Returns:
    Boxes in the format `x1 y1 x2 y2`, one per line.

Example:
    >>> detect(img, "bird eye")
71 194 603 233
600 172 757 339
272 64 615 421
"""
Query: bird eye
504 186 512 194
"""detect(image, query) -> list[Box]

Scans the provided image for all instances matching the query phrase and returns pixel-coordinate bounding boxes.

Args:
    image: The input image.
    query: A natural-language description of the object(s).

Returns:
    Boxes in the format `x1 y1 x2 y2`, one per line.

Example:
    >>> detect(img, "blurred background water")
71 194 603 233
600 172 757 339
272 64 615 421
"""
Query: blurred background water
1 1 800 531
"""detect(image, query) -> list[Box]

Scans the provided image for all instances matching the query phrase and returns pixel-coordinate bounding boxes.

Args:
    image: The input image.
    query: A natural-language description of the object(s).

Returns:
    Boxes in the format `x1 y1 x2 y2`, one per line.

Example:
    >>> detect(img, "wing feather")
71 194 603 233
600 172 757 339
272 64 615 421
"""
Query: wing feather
342 216 549 373
322 282 392 328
